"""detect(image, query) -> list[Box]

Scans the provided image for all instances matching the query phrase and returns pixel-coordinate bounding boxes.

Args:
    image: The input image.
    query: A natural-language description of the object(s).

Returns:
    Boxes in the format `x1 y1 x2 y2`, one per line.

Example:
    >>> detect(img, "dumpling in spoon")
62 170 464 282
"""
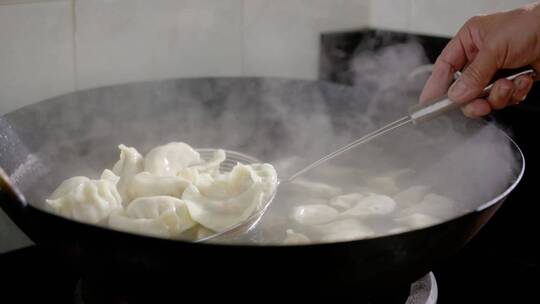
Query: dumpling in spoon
128 172 191 200
108 196 196 239
192 149 226 175
144 142 201 176
182 163 277 232
112 145 144 203
46 169 122 224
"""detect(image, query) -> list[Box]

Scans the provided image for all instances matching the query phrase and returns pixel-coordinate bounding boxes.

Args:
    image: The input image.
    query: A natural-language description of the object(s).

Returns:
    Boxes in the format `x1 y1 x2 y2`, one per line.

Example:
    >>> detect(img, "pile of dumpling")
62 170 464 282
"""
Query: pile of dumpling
280 169 463 245
45 142 277 240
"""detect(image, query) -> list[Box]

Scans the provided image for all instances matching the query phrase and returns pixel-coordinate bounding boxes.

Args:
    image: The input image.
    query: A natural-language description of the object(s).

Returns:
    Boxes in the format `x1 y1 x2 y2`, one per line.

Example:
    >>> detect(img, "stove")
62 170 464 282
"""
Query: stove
0 245 438 303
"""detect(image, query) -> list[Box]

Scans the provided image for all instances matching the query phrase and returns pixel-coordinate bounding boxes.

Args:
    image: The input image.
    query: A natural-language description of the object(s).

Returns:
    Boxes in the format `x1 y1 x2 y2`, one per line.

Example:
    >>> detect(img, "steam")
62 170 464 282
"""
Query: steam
0 34 521 245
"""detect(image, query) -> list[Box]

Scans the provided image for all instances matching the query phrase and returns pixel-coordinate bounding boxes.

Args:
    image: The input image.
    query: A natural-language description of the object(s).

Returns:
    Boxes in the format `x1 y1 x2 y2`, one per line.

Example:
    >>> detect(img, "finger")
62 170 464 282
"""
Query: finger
420 36 468 103
461 99 492 118
511 75 534 104
486 79 514 110
449 47 500 104
532 60 540 81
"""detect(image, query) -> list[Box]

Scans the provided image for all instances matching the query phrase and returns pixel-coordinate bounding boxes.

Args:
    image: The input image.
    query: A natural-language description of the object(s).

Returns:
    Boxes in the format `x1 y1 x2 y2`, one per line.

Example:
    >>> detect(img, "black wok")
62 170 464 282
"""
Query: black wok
0 77 524 298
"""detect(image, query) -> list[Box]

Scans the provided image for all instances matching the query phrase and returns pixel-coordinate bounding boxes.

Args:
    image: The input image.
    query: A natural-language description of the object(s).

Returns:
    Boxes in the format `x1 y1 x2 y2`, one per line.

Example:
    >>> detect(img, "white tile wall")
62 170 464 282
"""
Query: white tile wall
317 0 370 32
369 0 538 37
410 0 538 36
244 0 369 80
0 0 75 115
75 0 244 90
243 0 320 80
370 0 411 31
1 0 537 113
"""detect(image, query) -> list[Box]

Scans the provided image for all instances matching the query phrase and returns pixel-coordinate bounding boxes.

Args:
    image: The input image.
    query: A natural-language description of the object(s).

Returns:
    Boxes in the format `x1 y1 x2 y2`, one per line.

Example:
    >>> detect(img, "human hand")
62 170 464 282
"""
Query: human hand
420 2 540 117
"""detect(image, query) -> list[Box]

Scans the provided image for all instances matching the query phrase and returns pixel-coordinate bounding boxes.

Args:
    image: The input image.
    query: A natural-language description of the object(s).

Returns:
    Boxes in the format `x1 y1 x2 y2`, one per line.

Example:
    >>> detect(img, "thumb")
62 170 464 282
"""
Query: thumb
448 48 499 103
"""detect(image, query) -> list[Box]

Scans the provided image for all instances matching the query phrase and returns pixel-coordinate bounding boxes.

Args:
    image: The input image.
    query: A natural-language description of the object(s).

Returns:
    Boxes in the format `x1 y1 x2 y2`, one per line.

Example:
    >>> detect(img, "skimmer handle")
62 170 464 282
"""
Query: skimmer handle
408 68 537 124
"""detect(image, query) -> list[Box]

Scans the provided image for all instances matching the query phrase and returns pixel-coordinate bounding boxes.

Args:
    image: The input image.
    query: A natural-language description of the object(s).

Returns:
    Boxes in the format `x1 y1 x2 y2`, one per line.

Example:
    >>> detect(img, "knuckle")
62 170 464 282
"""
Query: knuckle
465 15 483 27
463 65 485 87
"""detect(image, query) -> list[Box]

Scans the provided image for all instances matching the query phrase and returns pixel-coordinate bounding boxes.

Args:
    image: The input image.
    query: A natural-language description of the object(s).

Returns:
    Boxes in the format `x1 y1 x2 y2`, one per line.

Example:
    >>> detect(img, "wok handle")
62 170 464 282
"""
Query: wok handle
408 68 537 124
0 167 28 210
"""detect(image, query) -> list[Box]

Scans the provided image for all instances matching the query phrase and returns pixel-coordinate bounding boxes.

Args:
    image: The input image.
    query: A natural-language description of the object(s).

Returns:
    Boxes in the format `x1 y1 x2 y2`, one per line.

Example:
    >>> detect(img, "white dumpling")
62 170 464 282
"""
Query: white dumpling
128 172 191 200
366 176 401 195
196 163 276 199
183 184 263 232
193 149 226 174
248 163 279 193
329 193 365 210
112 145 144 204
108 210 170 238
48 176 89 200
195 225 215 240
176 167 202 183
339 194 396 218
144 142 201 176
100 169 120 184
315 219 374 242
395 213 441 229
289 198 329 208
387 227 409 234
401 193 459 219
366 169 416 195
290 204 339 225
393 185 430 207
283 229 311 245
379 168 416 180
286 179 342 199
46 171 122 224
128 196 196 234
182 163 277 232
109 196 196 238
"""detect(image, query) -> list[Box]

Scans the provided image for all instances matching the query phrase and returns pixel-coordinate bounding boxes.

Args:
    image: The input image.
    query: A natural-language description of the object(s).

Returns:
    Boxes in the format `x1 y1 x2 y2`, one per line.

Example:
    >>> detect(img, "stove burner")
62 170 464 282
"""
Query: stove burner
406 273 438 304
73 272 437 304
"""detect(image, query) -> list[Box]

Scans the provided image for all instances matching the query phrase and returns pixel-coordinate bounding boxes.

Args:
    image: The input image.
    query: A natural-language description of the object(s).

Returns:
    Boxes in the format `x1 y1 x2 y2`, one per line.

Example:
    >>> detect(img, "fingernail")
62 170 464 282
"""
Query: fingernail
498 86 511 99
449 80 468 99
462 105 476 118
